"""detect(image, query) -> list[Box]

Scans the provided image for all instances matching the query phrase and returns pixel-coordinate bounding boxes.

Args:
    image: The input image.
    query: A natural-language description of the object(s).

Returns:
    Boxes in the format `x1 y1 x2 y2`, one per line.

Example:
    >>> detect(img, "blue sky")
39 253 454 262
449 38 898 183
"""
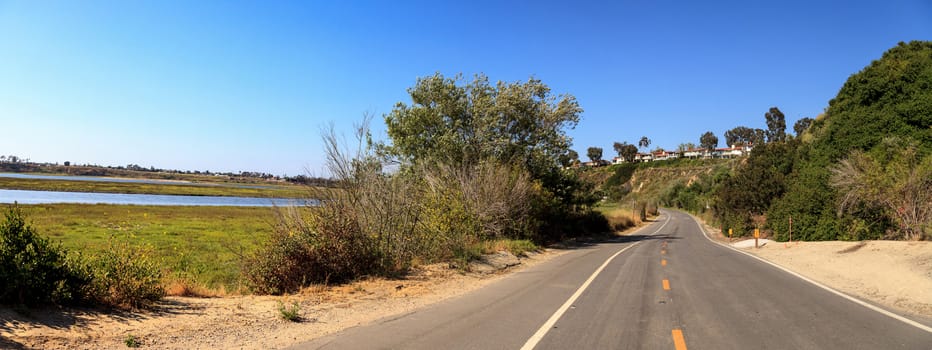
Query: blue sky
1 1 929 176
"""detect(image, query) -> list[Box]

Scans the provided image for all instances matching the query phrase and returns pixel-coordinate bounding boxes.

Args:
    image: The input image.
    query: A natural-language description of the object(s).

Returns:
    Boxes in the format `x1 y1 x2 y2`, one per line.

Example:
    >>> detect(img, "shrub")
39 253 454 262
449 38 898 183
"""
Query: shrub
277 301 301 322
243 122 414 294
829 138 931 240
88 239 165 309
0 205 164 308
245 118 551 294
0 205 90 305
124 334 140 348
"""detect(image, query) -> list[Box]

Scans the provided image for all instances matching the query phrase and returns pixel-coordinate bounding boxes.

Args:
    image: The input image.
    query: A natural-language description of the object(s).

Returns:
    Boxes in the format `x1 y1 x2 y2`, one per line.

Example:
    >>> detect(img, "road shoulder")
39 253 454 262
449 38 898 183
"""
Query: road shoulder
685 211 932 330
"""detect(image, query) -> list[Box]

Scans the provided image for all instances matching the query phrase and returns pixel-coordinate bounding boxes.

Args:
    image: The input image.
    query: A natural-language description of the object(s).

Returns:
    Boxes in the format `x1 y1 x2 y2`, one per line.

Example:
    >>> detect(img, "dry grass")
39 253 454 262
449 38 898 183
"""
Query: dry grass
476 239 538 256
164 278 231 298
602 207 642 232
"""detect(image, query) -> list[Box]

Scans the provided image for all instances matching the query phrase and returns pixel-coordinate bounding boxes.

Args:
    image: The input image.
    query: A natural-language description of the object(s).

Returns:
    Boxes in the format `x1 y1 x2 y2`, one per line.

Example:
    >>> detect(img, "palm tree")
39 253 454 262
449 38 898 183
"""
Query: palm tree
638 136 651 152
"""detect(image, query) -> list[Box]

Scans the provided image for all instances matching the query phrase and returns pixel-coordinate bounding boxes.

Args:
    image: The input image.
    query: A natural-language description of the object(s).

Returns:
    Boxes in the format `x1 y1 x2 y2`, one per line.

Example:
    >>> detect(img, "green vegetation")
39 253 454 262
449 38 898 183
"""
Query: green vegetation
587 147 603 162
1 205 165 308
88 240 165 309
277 301 302 322
1 205 89 305
245 73 605 294
828 137 930 240
20 204 276 288
699 131 718 151
632 41 932 241
767 41 932 241
124 334 140 348
0 177 310 198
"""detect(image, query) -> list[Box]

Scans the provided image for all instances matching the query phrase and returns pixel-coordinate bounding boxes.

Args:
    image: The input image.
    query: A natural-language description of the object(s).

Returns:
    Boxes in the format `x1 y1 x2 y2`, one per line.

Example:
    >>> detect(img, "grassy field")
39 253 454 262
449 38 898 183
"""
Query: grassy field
0 177 311 198
18 203 280 291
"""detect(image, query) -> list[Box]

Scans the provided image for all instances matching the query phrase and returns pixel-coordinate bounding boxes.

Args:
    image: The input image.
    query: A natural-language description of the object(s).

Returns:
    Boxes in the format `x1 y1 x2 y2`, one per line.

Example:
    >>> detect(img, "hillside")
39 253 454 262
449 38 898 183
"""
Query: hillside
578 159 734 211
588 42 931 242
767 41 932 240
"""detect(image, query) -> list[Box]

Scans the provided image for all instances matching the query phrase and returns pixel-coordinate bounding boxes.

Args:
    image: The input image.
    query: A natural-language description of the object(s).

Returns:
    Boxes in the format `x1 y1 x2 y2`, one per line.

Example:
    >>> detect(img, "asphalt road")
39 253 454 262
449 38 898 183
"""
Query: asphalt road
292 210 932 349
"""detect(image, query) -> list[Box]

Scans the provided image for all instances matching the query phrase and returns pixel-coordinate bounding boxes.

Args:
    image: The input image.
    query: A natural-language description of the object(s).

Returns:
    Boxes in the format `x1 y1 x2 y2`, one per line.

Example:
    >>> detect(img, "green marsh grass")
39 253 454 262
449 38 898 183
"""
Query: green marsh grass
19 204 278 291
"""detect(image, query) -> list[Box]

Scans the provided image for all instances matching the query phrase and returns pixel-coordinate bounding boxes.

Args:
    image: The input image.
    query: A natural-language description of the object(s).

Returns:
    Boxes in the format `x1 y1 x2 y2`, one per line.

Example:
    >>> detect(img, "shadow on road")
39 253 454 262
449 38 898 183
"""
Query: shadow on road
549 232 680 251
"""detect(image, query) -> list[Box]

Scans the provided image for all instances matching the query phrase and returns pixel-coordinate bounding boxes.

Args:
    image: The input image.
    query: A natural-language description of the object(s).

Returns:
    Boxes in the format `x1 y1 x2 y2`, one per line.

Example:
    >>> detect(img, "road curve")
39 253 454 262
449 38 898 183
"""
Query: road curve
291 210 932 349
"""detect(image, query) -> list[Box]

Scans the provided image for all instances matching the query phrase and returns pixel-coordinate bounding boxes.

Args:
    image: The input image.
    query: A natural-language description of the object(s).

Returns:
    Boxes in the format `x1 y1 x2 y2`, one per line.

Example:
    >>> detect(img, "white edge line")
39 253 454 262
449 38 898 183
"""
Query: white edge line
686 211 932 334
520 214 673 350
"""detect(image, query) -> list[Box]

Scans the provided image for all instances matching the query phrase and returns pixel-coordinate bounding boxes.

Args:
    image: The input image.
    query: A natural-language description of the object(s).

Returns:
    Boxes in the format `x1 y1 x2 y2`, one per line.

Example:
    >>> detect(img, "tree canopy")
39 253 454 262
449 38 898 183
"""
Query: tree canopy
614 141 638 162
638 136 651 151
724 126 764 147
699 131 718 151
384 73 582 178
765 107 786 143
587 147 603 162
793 117 814 136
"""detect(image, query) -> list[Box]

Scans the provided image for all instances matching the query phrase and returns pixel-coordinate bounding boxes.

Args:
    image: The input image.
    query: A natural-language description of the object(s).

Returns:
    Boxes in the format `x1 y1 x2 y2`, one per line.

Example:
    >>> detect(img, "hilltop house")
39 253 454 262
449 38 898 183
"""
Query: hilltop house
602 144 753 166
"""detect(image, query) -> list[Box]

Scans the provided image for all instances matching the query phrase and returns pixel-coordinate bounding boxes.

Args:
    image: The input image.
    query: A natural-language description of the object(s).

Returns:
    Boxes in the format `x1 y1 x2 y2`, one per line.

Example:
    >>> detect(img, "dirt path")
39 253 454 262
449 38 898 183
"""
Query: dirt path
0 249 568 350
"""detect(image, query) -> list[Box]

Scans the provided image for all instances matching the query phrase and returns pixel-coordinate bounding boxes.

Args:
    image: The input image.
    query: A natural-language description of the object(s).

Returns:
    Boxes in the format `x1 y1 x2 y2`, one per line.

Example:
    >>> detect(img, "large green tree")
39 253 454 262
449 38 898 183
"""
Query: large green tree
613 141 638 162
384 73 582 179
765 107 787 143
699 131 718 151
560 149 579 167
724 126 763 147
793 117 814 136
587 147 603 162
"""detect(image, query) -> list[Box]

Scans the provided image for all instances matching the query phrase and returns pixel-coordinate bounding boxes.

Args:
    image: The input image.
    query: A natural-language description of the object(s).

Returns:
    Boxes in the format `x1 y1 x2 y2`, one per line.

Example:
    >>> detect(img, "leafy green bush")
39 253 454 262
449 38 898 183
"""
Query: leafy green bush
1 205 164 308
88 239 165 309
0 205 90 305
277 301 301 322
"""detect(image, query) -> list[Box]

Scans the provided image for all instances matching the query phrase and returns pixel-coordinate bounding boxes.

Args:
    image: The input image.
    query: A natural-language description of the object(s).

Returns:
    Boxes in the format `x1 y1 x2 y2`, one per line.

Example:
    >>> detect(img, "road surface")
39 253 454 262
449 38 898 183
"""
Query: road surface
292 210 932 349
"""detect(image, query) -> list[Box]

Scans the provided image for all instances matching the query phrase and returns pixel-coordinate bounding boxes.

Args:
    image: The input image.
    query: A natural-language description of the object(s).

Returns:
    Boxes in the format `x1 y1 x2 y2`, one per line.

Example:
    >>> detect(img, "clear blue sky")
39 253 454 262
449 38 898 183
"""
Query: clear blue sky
1 1 929 176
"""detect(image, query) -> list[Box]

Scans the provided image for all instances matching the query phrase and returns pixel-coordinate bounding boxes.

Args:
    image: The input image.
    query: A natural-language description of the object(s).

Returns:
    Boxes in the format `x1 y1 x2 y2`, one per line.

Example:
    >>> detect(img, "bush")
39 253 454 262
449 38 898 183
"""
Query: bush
244 119 552 294
0 205 90 305
0 205 164 308
88 239 165 309
277 301 301 322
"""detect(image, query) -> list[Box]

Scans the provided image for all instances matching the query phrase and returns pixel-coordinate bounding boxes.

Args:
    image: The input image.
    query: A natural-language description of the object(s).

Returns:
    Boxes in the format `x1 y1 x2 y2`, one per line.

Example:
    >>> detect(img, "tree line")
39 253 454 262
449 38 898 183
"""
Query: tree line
577 107 807 165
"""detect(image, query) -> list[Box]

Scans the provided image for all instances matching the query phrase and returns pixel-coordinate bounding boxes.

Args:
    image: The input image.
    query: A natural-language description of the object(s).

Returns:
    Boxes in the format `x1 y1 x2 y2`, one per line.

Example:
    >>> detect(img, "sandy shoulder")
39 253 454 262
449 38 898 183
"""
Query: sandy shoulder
1 248 570 350
696 218 932 320
742 240 932 319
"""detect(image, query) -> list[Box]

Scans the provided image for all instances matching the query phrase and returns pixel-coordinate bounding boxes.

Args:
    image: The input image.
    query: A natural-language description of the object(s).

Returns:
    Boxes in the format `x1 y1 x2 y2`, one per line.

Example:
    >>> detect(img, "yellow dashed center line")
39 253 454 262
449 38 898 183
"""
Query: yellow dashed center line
672 329 687 350
662 279 671 290
661 249 666 255
661 259 667 266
